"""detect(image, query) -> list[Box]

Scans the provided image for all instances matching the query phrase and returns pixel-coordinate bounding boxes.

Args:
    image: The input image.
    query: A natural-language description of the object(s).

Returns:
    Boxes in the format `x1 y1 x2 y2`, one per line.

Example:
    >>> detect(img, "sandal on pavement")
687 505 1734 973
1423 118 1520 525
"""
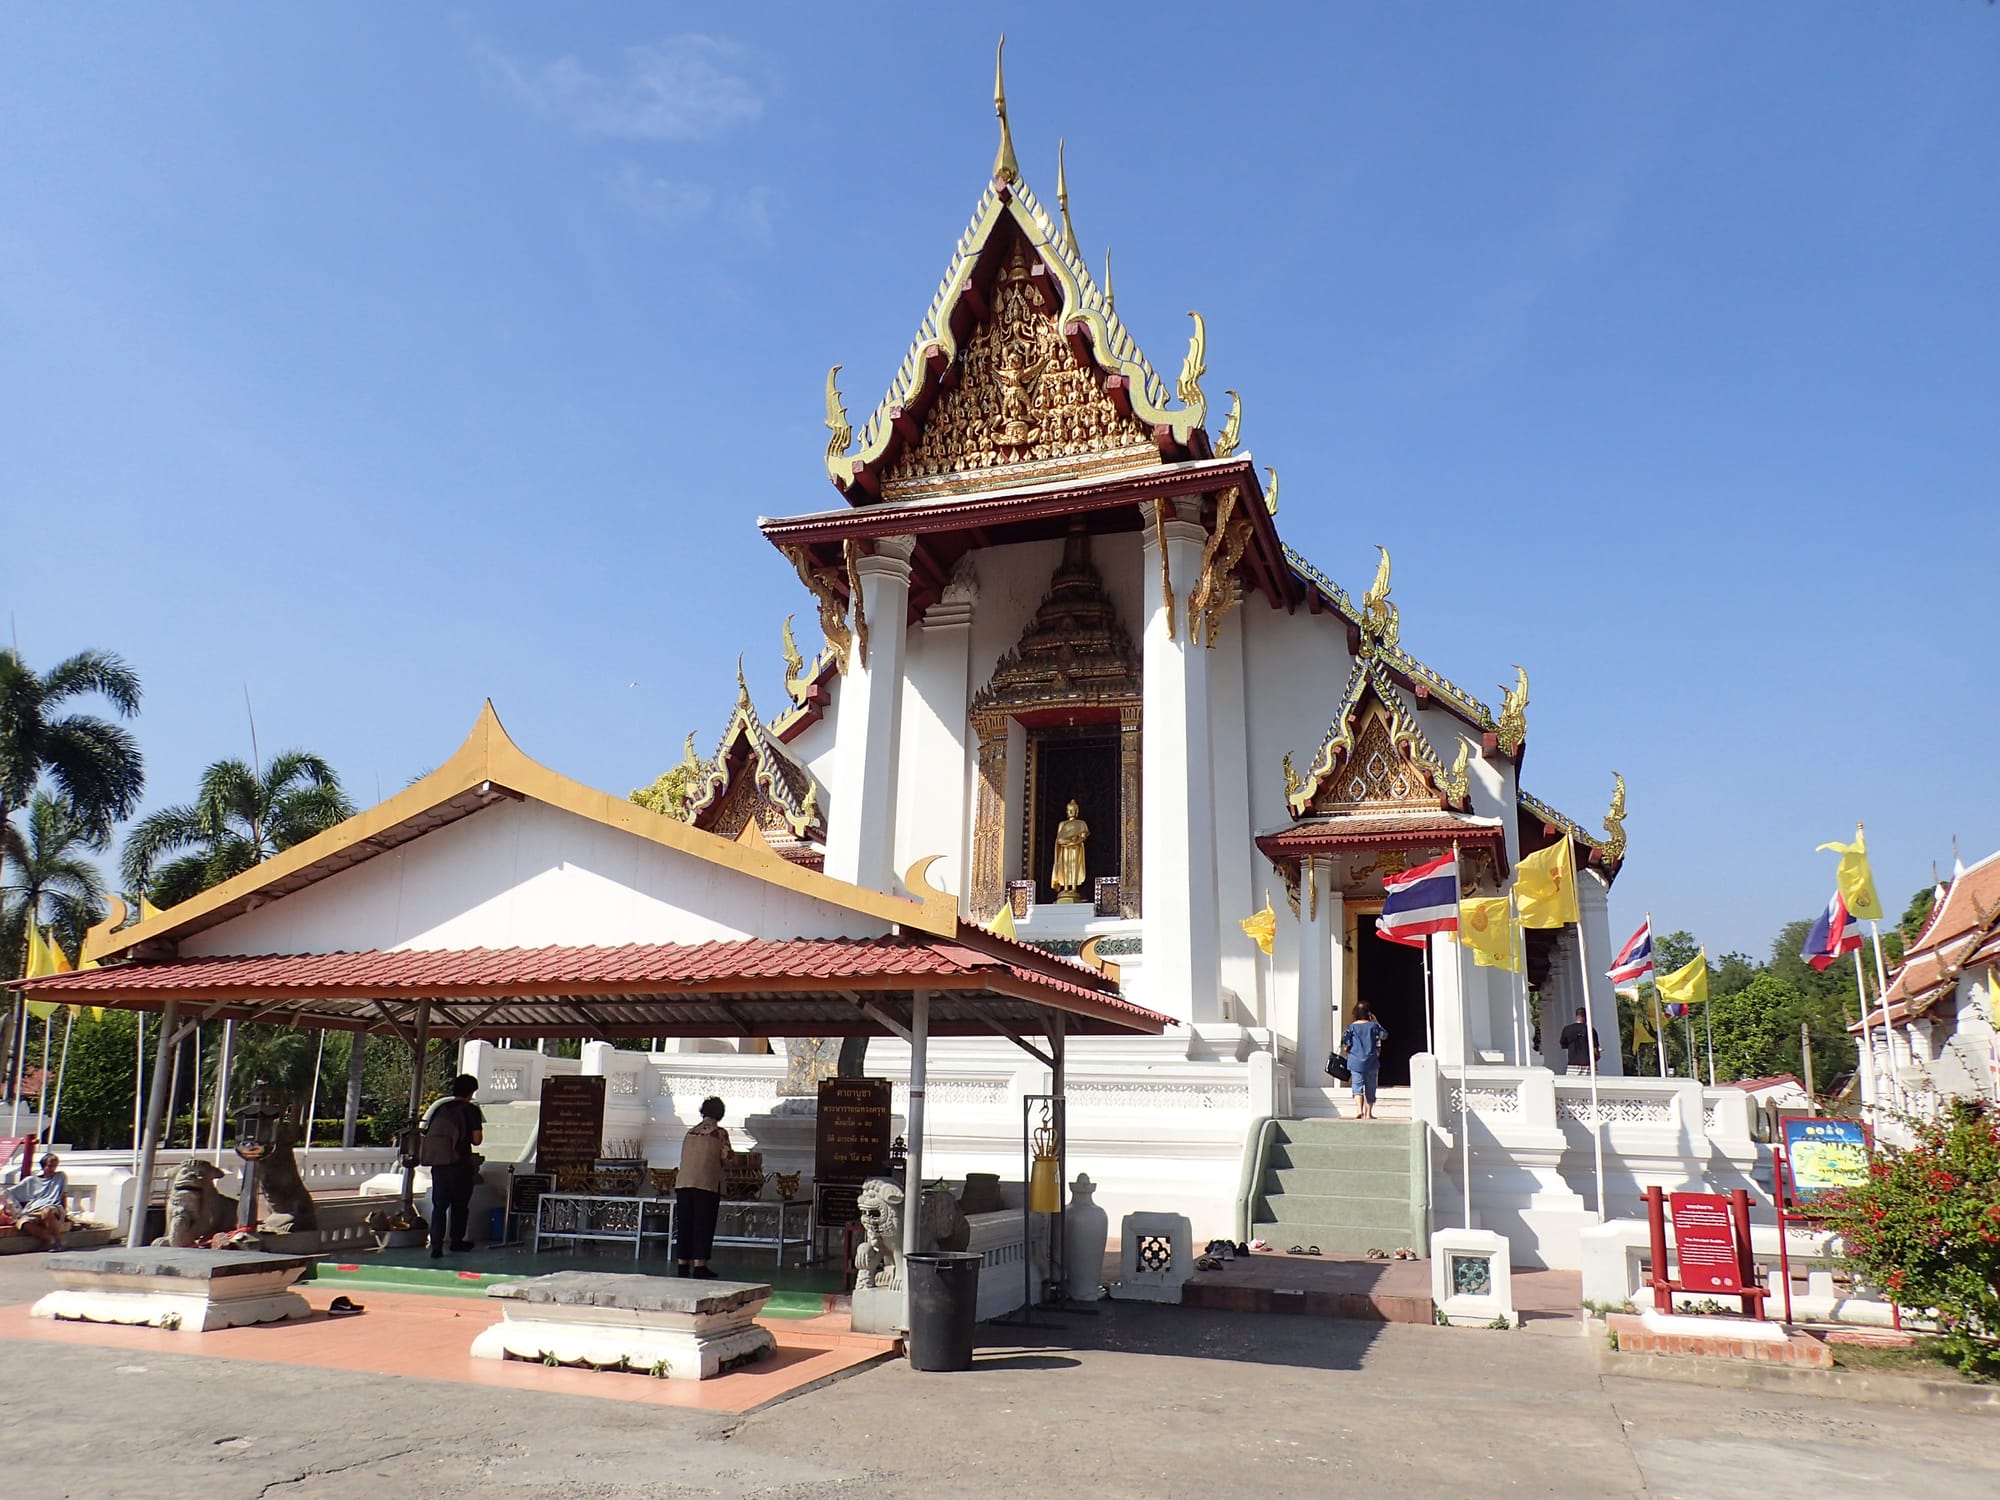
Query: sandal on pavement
1289 1245 1305 1255
1365 1247 1389 1260
1305 1245 1322 1256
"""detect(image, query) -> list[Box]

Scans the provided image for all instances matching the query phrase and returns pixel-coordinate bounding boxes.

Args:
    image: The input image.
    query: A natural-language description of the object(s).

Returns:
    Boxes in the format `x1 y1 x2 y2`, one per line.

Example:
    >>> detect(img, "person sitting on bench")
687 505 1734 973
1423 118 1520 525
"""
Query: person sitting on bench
1 1154 72 1247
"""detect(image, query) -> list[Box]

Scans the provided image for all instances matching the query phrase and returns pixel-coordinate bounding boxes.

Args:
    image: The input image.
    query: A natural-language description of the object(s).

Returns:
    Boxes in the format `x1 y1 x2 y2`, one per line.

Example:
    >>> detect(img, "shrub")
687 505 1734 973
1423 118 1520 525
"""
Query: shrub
1816 1099 2000 1377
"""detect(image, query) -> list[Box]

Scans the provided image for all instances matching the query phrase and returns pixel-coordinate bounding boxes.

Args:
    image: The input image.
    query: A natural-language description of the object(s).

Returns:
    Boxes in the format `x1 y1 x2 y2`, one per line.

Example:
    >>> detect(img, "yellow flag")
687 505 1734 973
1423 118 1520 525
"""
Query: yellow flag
988 903 1018 940
1626 992 1655 1047
1239 897 1276 957
1815 825 1882 922
1458 896 1522 971
1514 839 1579 929
24 926 63 1019
1656 951 1709 1009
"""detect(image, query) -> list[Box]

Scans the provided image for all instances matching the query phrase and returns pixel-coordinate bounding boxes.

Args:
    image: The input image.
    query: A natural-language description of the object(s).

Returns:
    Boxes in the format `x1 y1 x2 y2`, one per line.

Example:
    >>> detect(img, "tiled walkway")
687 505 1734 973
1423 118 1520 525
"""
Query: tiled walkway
0 1288 892 1413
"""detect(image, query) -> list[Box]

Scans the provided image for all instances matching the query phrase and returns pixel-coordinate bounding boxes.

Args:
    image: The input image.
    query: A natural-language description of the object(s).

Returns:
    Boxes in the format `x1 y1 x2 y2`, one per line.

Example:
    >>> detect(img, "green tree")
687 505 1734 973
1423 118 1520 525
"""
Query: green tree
1818 1099 2000 1377
1 791 108 973
630 734 710 820
0 647 144 864
120 750 354 906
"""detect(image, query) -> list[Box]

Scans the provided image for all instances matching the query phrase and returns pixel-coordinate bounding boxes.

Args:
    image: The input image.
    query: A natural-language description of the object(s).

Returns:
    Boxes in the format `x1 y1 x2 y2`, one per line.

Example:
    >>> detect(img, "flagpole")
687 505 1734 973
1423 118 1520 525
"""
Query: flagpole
1511 890 1530 1067
1850 946 1877 1115
36 1013 53 1138
47 1009 74 1148
189 1024 202 1153
1647 913 1666 1079
1704 998 1716 1087
131 1014 146 1170
1867 919 1899 1104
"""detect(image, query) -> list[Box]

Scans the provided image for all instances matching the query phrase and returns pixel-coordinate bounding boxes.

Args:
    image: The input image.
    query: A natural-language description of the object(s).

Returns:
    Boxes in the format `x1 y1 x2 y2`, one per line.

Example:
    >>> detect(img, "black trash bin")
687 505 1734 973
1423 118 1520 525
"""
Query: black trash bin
904 1250 982 1371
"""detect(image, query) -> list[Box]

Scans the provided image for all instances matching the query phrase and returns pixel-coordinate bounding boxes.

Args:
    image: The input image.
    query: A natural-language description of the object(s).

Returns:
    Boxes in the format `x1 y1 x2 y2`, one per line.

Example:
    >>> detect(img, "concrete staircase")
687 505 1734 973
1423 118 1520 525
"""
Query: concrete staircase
1249 1118 1430 1258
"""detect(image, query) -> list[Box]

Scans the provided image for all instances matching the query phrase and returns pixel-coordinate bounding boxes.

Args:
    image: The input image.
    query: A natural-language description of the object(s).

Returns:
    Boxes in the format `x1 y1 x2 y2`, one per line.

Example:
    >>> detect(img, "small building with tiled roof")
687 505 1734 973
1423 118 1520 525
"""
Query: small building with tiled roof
1850 849 2000 1112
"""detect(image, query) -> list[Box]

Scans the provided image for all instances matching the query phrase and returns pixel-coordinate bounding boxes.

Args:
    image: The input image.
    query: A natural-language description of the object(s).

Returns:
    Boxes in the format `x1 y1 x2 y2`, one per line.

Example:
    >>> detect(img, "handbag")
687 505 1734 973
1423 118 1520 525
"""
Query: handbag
1326 1050 1352 1082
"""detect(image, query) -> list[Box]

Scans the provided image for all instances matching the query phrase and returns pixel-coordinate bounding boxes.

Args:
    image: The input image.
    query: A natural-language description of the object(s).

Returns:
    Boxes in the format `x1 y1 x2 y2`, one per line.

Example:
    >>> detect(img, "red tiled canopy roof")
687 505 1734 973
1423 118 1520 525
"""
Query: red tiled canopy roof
25 936 1169 1041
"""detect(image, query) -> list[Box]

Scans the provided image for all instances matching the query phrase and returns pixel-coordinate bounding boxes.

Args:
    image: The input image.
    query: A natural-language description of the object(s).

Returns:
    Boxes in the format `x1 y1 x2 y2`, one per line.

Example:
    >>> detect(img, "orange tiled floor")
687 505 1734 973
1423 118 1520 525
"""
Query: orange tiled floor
0 1289 892 1412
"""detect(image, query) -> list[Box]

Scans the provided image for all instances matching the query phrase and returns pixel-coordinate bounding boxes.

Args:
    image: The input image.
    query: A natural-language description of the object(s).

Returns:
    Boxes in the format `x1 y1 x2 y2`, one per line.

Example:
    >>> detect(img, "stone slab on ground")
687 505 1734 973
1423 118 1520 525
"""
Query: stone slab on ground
473 1271 775 1380
1608 1310 1831 1367
30 1246 317 1332
1180 1250 1435 1323
0 1224 115 1256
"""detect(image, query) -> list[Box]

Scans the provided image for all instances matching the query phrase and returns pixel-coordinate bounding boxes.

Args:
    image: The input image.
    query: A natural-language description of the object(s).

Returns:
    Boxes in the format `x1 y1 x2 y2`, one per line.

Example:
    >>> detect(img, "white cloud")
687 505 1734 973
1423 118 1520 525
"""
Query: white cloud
483 35 764 141
603 165 716 229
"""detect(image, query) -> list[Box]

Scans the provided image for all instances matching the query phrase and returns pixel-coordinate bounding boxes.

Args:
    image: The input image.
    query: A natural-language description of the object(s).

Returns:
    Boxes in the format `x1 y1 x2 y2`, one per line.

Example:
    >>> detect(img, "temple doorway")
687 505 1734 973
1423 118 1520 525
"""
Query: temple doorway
1356 913 1428 1087
1027 727 1120 905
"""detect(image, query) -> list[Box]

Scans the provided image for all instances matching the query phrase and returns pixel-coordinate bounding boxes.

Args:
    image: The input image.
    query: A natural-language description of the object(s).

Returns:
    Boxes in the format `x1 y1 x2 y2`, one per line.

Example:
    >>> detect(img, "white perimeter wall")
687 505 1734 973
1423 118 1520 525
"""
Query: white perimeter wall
180 798 888 955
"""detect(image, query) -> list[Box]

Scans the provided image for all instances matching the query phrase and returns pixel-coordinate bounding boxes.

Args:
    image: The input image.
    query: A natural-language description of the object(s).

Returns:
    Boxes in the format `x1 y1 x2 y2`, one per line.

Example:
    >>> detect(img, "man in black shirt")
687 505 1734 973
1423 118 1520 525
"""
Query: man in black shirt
1559 1007 1600 1076
419 1073 485 1258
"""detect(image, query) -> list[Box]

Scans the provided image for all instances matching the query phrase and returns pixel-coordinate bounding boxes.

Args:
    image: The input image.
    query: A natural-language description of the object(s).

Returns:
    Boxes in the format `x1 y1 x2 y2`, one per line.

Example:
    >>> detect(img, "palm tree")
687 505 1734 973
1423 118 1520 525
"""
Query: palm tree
0 647 143 902
121 750 355 907
1 792 108 975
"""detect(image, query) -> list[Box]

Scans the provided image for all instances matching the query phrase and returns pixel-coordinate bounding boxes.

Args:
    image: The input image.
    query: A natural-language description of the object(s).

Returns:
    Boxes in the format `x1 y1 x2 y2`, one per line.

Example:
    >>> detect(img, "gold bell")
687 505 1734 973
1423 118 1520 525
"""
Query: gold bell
1029 1113 1061 1214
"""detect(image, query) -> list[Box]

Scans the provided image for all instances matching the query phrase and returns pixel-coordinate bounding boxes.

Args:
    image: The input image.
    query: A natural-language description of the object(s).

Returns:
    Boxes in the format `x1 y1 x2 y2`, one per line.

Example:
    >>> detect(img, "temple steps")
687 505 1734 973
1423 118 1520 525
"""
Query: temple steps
1250 1119 1430 1260
1289 1085 1413 1122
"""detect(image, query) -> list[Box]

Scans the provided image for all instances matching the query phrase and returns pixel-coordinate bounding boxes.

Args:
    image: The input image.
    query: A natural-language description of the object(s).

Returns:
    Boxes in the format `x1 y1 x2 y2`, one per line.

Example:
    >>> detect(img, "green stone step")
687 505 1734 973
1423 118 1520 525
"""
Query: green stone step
1268 1142 1412 1173
1266 1166 1412 1199
1253 1192 1419 1232
1251 1223 1429 1258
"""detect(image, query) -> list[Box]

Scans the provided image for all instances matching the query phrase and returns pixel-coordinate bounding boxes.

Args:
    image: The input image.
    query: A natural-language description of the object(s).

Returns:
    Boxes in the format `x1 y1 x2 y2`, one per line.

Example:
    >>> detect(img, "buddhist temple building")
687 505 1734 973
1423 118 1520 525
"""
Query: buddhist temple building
40 61 1704 1276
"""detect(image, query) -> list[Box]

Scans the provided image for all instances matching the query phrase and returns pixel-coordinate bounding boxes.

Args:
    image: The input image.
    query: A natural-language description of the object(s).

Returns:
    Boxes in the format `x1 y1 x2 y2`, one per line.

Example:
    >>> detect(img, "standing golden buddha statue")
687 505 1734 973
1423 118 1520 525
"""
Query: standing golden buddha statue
1051 799 1089 903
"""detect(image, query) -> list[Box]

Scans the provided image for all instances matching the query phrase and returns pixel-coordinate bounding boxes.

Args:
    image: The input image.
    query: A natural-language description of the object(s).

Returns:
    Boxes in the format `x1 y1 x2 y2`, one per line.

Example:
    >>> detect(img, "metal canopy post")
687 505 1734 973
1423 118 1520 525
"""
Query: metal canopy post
125 999 182 1247
901 989 929 1332
399 999 432 1215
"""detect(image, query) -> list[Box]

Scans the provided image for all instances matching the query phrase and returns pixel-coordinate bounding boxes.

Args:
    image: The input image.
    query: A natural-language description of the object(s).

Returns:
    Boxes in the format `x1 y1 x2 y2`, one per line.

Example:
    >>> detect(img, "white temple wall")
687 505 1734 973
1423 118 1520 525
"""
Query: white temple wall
179 799 887 956
1238 604 1359 836
894 598 975 904
1209 612 1263 1024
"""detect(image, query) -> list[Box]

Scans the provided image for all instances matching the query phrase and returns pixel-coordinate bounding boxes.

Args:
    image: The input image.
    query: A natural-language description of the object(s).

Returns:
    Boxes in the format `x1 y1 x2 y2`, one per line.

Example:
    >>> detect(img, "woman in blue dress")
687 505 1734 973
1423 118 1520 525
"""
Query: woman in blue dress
1339 999 1387 1120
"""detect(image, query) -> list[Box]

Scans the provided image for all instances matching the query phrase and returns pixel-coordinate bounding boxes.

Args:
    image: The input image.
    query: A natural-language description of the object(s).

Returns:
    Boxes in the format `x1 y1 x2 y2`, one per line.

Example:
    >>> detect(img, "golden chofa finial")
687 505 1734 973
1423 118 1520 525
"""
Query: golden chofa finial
1263 465 1279 516
1214 390 1242 458
823 364 851 462
992 36 1019 184
1057 139 1075 251
734 654 753 710
1177 311 1208 428
1102 246 1115 312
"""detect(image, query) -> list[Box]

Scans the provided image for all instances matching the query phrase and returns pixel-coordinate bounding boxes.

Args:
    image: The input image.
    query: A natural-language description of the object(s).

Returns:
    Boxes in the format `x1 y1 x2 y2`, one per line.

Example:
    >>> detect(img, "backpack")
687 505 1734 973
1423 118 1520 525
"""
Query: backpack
417 1100 465 1167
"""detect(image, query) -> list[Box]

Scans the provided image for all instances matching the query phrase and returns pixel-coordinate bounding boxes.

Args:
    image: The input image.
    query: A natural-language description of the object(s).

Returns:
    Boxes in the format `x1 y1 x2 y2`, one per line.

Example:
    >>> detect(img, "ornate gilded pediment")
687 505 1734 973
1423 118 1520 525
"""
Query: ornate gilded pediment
687 669 826 857
970 526 1141 725
1288 660 1461 818
882 240 1155 499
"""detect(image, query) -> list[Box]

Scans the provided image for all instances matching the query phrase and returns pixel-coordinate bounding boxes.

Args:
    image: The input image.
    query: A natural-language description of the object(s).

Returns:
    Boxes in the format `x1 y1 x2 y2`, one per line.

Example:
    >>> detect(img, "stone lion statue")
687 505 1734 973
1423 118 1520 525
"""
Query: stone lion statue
853 1177 971 1290
159 1160 237 1247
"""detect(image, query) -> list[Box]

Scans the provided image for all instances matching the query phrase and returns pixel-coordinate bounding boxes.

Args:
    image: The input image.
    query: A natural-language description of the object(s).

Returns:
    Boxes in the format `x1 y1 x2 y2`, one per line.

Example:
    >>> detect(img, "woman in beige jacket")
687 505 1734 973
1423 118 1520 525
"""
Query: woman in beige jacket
674 1096 732 1278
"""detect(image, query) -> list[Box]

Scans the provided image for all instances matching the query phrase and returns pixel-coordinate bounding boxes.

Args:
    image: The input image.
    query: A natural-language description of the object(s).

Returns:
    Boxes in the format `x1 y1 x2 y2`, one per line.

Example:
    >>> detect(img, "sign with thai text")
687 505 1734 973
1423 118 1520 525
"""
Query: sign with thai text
815 1077 892 1184
535 1075 606 1175
1668 1192 1742 1293
1782 1116 1871 1204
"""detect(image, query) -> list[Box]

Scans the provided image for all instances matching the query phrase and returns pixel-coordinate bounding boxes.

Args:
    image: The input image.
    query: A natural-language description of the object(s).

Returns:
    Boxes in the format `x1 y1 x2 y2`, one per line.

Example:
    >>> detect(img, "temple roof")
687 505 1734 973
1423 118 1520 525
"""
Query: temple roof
687 665 826 851
1852 850 2000 1030
825 172 1209 501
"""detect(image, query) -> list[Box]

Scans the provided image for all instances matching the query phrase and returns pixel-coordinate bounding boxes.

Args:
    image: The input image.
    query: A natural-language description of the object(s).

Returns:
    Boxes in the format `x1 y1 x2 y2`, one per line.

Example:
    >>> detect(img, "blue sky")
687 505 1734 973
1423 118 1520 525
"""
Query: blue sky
3 4 1994 960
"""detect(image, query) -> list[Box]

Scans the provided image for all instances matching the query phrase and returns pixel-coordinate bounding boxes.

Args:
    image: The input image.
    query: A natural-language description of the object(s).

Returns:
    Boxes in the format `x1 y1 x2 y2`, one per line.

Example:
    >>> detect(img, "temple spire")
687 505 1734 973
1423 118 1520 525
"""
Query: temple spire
1057 139 1075 250
1103 246 1115 311
993 36 1019 184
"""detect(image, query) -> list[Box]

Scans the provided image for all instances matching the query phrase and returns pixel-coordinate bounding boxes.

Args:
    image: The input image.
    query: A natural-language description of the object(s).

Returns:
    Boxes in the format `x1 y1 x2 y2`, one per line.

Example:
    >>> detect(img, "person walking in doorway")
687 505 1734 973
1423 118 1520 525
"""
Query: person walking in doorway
674 1096 732 1278
1559 1007 1601 1076
418 1073 484 1259
1340 1001 1388 1120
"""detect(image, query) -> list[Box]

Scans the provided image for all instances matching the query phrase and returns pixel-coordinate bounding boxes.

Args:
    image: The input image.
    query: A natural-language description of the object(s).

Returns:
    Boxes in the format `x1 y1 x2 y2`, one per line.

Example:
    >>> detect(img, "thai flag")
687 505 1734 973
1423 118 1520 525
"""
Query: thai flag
1607 920 1654 986
1800 890 1864 972
1378 852 1460 948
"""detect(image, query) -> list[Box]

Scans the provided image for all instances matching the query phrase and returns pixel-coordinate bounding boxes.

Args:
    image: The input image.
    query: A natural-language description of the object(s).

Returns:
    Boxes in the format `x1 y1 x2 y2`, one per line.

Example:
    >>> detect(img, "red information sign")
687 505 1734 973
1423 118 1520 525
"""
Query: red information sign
1668 1192 1743 1293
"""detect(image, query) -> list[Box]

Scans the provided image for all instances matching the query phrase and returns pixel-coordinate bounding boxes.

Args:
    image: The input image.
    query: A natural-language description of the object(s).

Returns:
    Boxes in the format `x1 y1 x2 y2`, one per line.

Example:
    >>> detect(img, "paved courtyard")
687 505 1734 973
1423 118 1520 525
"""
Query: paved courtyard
0 1255 1992 1500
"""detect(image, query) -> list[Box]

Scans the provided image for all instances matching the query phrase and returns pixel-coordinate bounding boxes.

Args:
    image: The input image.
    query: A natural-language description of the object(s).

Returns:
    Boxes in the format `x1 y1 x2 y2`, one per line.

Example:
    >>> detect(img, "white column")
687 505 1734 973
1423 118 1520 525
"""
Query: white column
1540 938 1572 1073
1577 872 1623 1077
1431 931 1468 1069
825 536 915 894
1140 501 1221 1024
1209 612 1260 1023
896 567 977 907
1292 869 1337 1088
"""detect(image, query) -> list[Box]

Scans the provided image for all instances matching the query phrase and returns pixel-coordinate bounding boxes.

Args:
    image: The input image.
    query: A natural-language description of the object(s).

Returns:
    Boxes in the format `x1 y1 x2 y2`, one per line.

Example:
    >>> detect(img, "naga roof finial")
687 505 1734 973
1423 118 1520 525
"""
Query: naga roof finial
823 364 850 462
1057 138 1075 251
1214 390 1242 458
1102 245 1114 312
735 654 753 711
992 36 1019 185
1177 311 1208 429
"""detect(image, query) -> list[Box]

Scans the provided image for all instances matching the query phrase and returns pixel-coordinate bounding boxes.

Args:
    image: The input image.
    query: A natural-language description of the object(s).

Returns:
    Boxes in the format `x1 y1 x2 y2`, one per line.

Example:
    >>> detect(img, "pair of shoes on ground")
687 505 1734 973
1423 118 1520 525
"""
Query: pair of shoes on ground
673 1265 720 1279
1287 1244 1322 1257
